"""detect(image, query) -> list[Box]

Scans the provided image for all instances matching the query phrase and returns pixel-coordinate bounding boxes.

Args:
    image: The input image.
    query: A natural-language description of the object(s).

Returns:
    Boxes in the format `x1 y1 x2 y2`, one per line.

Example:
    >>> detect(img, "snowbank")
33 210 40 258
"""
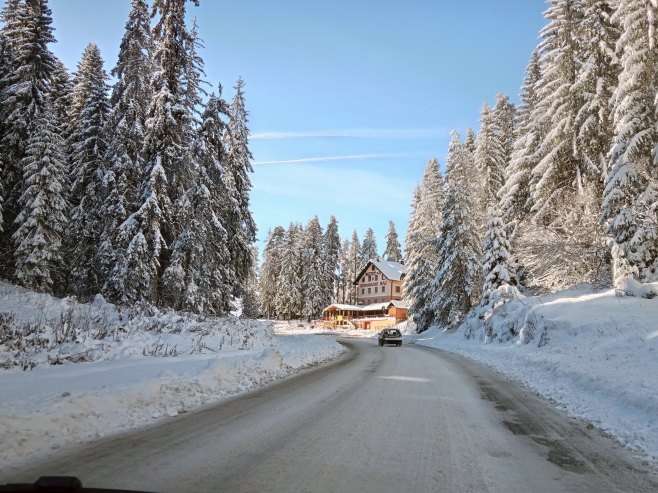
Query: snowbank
410 285 658 464
0 282 344 471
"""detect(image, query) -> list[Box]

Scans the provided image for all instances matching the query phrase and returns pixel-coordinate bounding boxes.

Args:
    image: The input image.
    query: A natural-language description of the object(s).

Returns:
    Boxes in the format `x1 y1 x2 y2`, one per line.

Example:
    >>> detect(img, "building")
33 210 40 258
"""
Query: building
321 258 408 330
354 258 406 306
322 300 409 330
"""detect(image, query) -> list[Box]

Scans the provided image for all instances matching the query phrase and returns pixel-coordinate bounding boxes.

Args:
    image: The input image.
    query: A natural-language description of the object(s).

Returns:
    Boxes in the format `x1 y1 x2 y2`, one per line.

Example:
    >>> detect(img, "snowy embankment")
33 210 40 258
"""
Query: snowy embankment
410 284 658 465
0 282 344 471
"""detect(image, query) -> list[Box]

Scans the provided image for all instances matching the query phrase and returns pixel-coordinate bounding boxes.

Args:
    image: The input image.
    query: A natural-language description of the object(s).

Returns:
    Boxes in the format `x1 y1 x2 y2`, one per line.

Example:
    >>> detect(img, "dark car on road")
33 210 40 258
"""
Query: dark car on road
378 328 402 347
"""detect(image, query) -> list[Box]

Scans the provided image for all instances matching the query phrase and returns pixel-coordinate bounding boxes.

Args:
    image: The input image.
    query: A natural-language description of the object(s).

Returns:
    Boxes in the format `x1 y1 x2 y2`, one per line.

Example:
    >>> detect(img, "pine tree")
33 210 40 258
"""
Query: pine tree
383 220 402 261
162 90 233 313
602 0 658 284
224 78 257 299
259 226 285 318
430 132 481 326
492 93 517 173
573 0 619 187
529 0 584 223
323 215 340 303
302 216 326 320
500 50 543 240
241 246 261 318
0 0 60 279
276 223 304 319
481 207 512 304
100 0 153 288
67 43 111 296
12 102 69 294
361 227 378 262
109 0 198 304
347 230 361 303
475 103 506 214
104 164 168 304
404 158 444 332
182 18 208 128
337 238 351 303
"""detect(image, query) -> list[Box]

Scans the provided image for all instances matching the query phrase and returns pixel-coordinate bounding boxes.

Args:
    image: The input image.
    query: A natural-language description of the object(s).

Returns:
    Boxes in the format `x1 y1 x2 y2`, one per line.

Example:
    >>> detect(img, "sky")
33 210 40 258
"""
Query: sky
48 0 547 255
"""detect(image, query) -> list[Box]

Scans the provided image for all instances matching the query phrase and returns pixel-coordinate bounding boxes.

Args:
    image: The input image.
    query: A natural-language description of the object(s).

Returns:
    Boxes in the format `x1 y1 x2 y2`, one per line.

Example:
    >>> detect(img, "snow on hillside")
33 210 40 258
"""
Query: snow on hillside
410 284 658 465
0 281 344 471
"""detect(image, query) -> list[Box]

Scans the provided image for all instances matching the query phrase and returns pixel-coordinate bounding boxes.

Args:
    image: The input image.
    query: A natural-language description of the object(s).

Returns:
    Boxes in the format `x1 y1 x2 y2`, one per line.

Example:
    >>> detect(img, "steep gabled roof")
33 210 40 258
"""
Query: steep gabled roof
354 258 406 284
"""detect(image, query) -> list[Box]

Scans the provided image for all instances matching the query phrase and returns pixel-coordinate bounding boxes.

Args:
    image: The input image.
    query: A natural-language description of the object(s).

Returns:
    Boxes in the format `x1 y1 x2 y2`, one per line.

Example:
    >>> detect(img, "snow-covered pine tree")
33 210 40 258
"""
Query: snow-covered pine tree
241 246 261 318
0 0 59 279
602 0 658 285
481 207 512 304
337 238 351 303
12 101 69 294
259 226 285 318
492 93 517 174
181 18 208 129
475 103 506 215
529 0 584 224
573 0 619 188
347 230 361 303
67 43 111 296
302 216 326 320
0 32 8 236
103 162 168 304
276 223 304 320
323 215 340 303
404 158 444 332
500 50 543 240
464 128 476 155
224 78 257 299
161 181 230 313
383 220 402 262
361 227 378 262
99 0 153 288
162 92 233 313
430 132 481 327
110 0 198 304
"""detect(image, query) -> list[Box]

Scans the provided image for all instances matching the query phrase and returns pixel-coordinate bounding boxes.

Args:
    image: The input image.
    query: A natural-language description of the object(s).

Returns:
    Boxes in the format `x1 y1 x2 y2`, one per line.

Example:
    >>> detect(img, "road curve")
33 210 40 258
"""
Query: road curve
3 339 657 492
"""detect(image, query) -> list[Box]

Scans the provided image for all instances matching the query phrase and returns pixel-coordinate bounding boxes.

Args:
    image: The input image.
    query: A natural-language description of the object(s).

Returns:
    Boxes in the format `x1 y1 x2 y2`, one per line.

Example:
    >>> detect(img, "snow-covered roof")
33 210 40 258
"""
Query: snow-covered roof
389 300 409 309
323 300 407 313
354 258 406 284
323 304 362 312
360 302 391 311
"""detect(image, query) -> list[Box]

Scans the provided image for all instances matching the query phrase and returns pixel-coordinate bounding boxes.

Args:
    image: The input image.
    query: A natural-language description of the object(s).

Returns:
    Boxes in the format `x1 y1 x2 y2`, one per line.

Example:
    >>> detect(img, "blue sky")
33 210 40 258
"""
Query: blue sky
49 0 546 254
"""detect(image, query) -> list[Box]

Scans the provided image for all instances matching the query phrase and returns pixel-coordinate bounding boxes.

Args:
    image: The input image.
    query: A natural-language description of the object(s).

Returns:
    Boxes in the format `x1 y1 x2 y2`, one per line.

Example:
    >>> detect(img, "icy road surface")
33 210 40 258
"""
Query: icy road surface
3 339 657 493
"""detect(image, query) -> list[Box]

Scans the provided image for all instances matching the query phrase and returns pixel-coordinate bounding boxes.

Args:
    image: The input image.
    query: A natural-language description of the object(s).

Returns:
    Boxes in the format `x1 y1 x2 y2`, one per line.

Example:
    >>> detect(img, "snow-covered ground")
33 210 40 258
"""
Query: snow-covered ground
273 320 378 339
0 282 344 470
409 284 658 466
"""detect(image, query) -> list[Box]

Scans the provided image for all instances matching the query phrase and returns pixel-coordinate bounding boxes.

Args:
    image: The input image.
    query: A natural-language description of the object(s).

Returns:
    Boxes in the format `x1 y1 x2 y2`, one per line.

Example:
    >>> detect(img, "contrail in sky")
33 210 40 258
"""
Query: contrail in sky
251 129 444 140
253 152 429 165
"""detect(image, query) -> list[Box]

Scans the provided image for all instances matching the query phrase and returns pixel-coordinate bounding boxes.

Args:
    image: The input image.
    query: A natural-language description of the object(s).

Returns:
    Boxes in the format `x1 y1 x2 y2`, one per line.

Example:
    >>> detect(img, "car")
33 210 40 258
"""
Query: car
378 328 402 347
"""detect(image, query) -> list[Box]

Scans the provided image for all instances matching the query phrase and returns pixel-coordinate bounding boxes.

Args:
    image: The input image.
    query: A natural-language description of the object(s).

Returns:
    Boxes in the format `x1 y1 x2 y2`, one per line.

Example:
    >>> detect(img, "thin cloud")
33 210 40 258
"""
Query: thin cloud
251 128 443 140
253 152 429 166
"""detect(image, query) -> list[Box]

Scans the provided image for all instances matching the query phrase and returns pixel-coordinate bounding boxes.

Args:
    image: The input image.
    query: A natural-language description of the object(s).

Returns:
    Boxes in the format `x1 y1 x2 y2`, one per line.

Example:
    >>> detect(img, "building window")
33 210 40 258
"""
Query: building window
361 288 364 294
382 285 386 292
375 287 378 293
375 275 378 281
368 288 371 294
395 286 401 293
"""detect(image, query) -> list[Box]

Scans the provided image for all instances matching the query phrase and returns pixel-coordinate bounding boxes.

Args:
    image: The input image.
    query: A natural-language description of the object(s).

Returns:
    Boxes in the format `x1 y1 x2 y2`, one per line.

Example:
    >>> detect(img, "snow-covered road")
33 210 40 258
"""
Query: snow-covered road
4 339 657 492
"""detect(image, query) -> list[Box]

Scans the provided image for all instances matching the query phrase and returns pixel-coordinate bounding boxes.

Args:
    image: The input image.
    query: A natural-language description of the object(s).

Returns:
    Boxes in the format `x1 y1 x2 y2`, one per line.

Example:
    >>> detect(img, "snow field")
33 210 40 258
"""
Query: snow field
0 283 345 471
410 285 658 465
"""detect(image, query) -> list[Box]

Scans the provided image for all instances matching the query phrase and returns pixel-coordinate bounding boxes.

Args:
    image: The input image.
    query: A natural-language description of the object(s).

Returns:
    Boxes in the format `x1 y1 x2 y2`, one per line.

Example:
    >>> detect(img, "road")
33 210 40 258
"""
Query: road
3 339 657 492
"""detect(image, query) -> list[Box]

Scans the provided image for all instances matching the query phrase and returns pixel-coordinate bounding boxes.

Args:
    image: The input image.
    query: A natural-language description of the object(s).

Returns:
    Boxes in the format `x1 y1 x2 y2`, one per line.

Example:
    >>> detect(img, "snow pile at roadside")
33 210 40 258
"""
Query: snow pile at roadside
410 284 658 463
0 281 344 471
